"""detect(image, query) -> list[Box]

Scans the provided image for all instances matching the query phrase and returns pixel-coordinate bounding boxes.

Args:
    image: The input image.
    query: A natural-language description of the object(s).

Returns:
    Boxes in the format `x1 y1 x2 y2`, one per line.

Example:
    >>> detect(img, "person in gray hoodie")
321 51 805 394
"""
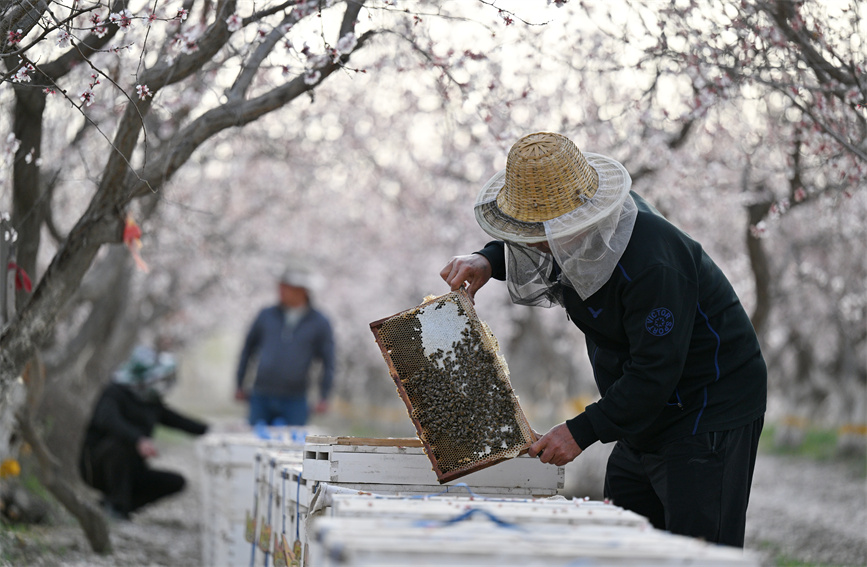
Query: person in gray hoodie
235 262 336 426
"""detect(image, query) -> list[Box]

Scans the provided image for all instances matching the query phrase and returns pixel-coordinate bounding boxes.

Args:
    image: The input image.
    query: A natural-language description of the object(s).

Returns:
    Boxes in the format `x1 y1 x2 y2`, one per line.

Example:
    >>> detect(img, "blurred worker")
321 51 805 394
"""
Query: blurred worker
235 261 336 426
79 345 208 520
441 132 767 547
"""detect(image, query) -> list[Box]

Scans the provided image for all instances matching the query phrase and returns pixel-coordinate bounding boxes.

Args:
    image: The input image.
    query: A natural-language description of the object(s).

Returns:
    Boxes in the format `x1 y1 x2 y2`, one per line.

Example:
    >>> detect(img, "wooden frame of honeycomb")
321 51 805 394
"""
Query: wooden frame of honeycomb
369 288 537 483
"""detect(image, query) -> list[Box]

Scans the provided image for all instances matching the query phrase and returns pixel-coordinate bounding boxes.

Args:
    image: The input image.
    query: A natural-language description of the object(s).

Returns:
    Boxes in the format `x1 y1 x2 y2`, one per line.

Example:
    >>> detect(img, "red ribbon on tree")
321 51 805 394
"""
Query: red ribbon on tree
6 261 32 292
123 214 150 273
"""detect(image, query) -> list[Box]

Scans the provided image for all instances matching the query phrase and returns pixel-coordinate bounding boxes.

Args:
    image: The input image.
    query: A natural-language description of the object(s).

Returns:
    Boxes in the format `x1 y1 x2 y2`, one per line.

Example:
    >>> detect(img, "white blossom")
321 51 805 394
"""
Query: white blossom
109 9 134 30
136 84 153 100
79 89 95 107
57 30 71 48
336 33 357 54
226 14 243 32
303 69 321 85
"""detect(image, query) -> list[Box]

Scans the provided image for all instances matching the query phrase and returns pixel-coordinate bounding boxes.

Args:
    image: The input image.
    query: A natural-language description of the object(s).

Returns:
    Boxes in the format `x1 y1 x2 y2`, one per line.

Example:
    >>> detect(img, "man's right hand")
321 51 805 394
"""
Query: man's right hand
440 254 492 302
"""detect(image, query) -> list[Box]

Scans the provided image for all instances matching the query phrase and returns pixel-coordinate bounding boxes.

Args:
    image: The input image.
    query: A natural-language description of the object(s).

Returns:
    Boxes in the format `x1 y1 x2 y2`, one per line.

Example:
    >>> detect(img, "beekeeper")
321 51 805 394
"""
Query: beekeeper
441 132 767 547
79 345 208 520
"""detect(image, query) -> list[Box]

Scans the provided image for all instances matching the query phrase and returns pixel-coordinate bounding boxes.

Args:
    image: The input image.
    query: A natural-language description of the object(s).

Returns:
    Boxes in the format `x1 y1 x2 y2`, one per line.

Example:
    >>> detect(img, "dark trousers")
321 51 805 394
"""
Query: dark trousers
604 417 763 547
79 438 185 516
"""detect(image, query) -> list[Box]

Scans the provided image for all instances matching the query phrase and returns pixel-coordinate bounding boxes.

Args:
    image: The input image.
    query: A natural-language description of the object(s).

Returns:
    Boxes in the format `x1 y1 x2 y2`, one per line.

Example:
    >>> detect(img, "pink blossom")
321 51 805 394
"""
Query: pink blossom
176 9 189 21
794 188 807 202
12 62 34 83
79 89 95 107
173 31 199 54
136 84 152 100
303 69 321 85
7 29 23 45
110 9 134 30
43 87 57 95
56 30 71 48
226 14 243 32
749 222 768 239
94 26 108 38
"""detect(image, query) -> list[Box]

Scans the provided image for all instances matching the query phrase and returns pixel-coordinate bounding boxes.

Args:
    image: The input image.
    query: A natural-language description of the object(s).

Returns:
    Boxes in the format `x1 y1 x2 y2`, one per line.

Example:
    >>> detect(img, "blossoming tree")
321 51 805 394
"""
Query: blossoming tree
0 0 545 549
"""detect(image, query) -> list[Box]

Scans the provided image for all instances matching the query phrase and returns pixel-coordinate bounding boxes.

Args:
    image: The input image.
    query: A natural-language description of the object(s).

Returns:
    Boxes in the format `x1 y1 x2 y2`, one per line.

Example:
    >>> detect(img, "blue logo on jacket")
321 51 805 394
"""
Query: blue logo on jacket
645 308 674 336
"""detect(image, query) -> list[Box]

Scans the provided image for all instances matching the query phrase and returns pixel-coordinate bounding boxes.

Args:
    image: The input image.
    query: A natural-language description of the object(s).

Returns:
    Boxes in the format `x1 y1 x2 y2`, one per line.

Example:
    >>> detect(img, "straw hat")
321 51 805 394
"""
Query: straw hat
474 132 632 243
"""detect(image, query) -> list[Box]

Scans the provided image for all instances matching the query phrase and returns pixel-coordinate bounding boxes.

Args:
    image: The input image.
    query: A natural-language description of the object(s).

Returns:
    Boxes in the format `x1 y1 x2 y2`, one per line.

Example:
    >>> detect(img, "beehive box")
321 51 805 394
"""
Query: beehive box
327 492 650 529
308 516 761 566
370 288 536 483
302 436 562 495
195 428 316 567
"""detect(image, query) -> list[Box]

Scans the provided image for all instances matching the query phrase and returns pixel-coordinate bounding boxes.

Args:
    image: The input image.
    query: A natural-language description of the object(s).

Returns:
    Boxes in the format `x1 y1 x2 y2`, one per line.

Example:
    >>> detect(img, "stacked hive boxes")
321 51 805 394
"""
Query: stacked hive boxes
200 433 759 567
195 427 312 567
280 435 564 565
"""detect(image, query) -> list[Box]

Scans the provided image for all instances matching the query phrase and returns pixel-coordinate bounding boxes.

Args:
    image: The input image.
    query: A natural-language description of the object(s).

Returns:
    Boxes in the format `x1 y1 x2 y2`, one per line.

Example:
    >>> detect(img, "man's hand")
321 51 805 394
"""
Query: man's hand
136 437 159 459
528 423 583 466
440 254 492 302
314 399 329 414
234 388 248 401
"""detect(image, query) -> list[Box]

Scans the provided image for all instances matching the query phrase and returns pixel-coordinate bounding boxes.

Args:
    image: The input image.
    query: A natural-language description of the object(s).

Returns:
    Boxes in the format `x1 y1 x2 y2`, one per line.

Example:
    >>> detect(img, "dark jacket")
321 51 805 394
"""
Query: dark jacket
236 305 336 399
81 382 208 455
478 193 767 452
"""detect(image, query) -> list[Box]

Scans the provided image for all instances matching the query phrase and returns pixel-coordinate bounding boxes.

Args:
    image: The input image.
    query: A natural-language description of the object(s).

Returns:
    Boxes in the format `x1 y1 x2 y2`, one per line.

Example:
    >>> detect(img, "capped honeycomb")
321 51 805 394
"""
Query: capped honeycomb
370 288 536 483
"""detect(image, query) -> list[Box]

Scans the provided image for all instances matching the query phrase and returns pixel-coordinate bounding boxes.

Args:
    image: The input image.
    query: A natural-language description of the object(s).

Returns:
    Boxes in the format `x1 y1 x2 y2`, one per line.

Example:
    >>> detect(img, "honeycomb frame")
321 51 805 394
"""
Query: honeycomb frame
369 288 537 483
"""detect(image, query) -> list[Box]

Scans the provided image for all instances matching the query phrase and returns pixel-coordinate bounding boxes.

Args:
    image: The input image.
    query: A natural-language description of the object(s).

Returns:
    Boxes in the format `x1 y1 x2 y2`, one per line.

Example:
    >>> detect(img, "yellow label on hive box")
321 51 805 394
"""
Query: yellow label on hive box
258 519 271 552
244 511 256 543
273 535 288 567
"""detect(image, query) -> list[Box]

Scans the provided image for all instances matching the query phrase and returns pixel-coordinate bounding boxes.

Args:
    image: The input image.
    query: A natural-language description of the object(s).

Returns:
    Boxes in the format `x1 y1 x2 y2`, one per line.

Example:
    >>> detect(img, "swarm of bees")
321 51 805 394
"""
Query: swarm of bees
372 290 532 478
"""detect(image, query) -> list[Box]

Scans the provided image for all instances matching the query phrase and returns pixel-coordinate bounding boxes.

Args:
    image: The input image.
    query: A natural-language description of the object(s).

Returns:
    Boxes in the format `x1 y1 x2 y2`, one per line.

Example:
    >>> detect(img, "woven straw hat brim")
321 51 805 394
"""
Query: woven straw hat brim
474 153 632 244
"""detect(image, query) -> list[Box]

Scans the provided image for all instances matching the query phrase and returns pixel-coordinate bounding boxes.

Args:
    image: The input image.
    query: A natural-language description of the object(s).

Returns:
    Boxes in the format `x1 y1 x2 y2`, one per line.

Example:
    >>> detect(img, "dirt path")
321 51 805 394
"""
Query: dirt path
2 437 865 567
746 453 867 566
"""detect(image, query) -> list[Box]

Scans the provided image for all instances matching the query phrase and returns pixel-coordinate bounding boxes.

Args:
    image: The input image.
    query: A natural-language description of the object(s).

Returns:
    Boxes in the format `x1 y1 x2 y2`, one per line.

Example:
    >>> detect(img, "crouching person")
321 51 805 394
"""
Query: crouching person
79 345 208 520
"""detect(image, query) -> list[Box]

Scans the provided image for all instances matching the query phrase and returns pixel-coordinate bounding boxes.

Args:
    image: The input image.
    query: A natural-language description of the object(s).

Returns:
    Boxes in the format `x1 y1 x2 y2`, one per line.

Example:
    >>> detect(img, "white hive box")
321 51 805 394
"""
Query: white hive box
195 427 316 567
328 492 649 528
309 516 761 566
302 435 563 496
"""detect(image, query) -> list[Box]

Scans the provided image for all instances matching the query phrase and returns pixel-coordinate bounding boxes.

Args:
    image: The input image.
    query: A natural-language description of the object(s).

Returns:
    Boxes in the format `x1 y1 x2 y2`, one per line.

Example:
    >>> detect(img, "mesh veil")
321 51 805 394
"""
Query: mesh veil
504 195 637 304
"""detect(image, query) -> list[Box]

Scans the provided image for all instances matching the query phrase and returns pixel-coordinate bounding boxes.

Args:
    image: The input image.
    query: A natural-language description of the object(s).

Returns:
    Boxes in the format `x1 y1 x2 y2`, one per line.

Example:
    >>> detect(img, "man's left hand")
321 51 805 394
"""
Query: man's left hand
528 423 583 466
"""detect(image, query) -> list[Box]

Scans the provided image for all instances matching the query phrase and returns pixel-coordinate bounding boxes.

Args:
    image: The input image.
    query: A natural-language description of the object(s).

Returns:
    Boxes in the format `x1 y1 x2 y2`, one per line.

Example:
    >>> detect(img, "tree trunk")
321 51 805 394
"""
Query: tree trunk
746 200 772 336
16 361 111 554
